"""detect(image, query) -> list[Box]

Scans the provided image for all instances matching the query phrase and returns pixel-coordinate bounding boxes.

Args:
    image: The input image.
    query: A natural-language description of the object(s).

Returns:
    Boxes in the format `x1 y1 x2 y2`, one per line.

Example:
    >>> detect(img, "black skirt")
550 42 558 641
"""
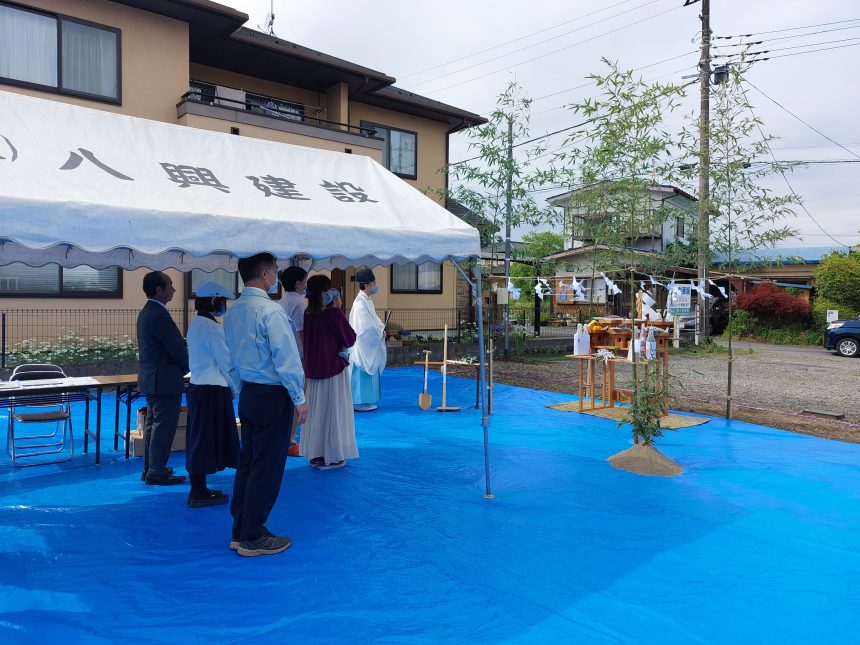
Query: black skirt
186 384 240 474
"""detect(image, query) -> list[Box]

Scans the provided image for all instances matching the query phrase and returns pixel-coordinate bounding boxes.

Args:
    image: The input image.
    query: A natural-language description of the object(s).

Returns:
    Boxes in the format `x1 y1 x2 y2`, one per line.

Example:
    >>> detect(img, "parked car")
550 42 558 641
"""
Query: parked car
824 315 860 357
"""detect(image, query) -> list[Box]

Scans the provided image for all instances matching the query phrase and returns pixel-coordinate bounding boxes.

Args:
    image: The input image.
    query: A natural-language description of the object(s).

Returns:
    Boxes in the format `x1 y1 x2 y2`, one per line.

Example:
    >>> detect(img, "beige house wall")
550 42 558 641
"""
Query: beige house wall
2 0 188 123
2 1 464 321
349 103 449 204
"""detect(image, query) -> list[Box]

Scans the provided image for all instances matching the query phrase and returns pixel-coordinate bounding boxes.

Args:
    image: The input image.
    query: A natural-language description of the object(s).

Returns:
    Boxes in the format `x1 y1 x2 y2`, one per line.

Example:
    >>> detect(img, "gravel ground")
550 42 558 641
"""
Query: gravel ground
482 341 860 444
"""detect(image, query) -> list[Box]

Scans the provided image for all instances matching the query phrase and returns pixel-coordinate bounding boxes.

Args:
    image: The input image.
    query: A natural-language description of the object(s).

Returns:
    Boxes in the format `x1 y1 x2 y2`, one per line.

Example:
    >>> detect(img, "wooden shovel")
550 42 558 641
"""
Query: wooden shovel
437 324 461 412
419 350 432 410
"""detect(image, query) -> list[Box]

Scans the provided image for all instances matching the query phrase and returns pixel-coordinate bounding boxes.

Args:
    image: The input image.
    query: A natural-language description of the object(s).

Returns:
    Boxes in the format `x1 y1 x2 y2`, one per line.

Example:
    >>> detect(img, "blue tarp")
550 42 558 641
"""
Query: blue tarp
1 367 859 643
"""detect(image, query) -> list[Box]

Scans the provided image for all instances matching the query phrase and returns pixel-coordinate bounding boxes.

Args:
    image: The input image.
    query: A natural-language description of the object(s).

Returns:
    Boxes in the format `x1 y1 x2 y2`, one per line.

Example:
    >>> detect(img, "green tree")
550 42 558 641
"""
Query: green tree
515 231 564 331
814 251 860 311
557 59 686 446
442 81 556 354
672 64 800 419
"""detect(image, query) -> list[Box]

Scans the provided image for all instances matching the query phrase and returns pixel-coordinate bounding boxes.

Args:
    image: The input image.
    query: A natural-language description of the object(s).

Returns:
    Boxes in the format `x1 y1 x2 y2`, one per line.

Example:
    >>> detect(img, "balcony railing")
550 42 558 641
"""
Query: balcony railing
178 83 378 141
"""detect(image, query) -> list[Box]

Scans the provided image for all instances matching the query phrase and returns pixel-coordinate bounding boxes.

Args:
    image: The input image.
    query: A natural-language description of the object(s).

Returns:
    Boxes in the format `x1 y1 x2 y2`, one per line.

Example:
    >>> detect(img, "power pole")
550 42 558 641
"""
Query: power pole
696 0 711 344
503 115 513 358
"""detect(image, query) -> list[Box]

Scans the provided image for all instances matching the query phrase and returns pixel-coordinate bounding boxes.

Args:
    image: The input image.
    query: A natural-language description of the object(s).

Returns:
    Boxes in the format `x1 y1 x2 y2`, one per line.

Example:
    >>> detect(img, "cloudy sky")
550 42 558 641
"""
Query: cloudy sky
225 0 859 249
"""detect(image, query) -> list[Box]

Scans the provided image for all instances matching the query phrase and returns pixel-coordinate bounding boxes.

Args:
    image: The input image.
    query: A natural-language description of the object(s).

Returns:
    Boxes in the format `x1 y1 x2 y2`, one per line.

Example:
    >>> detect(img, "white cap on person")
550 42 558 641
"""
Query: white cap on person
195 281 235 299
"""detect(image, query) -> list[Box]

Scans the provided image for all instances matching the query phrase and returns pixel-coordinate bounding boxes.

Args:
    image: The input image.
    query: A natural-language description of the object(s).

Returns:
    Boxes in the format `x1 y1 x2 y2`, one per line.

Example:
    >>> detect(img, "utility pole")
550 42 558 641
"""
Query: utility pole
696 0 711 344
503 115 513 358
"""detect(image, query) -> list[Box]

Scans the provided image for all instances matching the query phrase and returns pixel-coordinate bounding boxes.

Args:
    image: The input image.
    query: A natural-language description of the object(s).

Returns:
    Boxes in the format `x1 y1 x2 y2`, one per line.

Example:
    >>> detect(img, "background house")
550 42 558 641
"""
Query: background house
0 0 485 338
543 183 697 316
712 245 854 302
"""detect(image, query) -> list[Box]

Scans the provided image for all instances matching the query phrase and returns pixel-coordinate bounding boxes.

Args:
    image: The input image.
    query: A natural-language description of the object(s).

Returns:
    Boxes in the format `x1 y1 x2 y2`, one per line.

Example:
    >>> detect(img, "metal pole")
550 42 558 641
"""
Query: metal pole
475 265 494 499
503 115 513 358
453 260 493 499
1 312 5 369
696 0 711 344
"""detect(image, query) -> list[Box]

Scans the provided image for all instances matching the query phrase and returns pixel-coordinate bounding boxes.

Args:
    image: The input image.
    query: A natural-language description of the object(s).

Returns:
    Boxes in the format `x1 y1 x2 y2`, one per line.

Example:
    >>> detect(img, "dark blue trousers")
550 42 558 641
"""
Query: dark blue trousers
142 393 182 480
231 383 294 542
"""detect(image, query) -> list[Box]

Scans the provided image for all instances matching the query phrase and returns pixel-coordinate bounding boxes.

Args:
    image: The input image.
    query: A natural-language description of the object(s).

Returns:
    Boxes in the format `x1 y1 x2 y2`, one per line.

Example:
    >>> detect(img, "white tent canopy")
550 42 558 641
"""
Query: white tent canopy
0 89 479 271
0 89 493 497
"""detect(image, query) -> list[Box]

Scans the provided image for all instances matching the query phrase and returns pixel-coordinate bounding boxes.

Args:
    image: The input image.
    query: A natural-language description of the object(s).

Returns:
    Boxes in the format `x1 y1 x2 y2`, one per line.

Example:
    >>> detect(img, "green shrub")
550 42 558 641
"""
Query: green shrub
814 251 860 310
725 309 756 337
811 297 858 333
724 308 821 346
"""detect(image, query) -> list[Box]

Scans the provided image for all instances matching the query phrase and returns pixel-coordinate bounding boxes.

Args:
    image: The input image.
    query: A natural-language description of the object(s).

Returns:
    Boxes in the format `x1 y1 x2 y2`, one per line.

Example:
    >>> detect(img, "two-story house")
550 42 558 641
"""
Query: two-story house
543 183 697 315
0 0 485 338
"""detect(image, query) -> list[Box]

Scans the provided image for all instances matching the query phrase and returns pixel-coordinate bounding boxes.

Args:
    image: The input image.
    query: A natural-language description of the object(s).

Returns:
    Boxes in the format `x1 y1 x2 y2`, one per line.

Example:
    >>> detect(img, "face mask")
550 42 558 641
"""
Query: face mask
266 269 279 294
214 306 227 318
369 285 379 296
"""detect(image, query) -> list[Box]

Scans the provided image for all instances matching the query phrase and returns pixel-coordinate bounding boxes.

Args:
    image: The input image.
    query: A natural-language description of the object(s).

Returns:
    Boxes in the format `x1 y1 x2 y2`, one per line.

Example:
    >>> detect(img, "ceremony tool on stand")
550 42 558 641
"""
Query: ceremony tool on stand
419 350 432 410
437 325 461 412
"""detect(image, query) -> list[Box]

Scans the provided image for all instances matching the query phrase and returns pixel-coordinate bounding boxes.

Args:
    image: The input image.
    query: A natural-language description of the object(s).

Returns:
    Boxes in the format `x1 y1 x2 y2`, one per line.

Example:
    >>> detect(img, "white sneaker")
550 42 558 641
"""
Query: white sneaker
354 404 378 412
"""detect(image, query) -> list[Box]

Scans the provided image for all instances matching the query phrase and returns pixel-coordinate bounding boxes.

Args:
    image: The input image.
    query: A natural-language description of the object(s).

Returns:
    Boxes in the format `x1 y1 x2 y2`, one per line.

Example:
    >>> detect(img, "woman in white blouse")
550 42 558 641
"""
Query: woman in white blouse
185 281 240 508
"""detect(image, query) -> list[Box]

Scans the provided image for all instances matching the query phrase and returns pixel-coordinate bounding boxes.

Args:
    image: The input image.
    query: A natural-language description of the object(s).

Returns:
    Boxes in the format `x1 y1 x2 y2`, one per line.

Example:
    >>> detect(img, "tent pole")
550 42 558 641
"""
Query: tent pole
453 259 493 499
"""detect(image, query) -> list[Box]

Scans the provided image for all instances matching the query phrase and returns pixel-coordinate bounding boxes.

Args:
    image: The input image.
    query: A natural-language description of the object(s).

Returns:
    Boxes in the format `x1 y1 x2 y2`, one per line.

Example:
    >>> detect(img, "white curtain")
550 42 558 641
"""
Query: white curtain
417 262 441 291
0 5 57 87
390 129 416 176
392 262 415 291
61 20 117 99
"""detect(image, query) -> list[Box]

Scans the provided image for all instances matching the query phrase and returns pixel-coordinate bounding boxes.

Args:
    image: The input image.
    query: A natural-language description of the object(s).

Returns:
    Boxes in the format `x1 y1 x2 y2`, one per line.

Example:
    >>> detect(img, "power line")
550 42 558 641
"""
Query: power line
404 0 668 88
399 0 662 81
532 49 697 103
713 23 860 48
449 118 598 166
739 85 852 248
714 35 860 59
416 4 683 95
715 18 860 40
744 80 860 161
743 41 860 64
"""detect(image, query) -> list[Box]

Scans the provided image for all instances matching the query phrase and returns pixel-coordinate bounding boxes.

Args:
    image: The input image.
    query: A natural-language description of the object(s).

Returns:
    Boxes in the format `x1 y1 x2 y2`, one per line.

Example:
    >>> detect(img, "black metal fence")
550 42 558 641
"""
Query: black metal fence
0 308 185 369
0 306 581 370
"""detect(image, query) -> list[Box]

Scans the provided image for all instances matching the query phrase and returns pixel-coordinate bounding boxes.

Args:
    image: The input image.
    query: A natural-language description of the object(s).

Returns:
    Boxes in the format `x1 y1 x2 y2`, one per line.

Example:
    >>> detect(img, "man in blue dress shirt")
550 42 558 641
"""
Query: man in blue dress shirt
224 253 308 557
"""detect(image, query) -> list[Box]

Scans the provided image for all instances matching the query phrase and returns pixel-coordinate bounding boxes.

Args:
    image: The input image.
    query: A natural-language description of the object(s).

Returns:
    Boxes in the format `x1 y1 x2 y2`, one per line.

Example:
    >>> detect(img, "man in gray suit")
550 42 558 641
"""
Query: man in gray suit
137 271 189 485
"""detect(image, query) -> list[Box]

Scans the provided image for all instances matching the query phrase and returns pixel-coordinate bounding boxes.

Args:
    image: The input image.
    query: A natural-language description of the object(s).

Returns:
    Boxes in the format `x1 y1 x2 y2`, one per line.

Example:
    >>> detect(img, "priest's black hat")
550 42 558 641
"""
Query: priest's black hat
355 268 376 284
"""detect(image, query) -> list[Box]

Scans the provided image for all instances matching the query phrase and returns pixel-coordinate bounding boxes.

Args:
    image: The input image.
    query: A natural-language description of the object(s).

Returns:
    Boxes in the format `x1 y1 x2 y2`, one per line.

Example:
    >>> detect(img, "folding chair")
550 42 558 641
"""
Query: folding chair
6 364 74 467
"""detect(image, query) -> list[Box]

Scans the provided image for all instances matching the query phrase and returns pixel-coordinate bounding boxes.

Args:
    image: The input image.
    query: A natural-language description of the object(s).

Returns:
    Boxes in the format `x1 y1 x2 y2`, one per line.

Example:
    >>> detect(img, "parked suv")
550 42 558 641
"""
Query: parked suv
824 315 860 357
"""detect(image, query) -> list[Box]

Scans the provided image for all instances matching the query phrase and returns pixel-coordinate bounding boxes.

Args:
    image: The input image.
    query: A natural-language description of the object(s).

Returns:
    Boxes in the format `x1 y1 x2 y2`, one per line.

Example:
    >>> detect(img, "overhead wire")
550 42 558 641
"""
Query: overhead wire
744 81 860 161
415 3 684 95
712 22 860 49
714 18 860 40
398 0 665 81
714 35 860 59
739 83 852 248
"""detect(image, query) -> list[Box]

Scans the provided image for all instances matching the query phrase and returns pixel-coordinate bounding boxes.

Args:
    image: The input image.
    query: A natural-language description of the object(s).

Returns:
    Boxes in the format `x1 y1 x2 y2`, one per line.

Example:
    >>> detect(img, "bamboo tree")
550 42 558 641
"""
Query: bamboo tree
672 65 799 419
557 59 685 444
441 81 556 355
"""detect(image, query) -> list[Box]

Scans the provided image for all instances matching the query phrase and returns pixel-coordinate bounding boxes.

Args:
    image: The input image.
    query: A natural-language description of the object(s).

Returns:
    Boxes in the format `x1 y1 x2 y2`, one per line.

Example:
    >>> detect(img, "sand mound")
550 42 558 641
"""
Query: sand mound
607 444 683 477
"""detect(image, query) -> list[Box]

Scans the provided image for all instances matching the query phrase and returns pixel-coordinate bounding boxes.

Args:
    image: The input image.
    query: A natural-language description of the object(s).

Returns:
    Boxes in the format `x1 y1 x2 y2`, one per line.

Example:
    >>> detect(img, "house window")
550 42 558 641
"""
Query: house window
188 268 281 300
675 218 685 238
188 269 239 298
0 2 120 102
0 263 122 298
246 93 303 122
391 262 442 294
361 121 417 179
